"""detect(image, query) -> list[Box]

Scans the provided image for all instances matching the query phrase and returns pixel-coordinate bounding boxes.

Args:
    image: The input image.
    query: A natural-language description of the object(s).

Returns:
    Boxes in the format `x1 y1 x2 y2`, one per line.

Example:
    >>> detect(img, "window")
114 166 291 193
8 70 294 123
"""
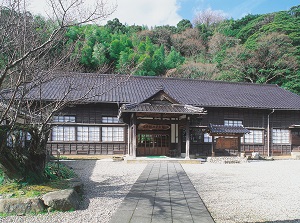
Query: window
102 117 119 123
243 130 263 144
53 116 75 123
204 133 212 143
138 134 152 147
138 134 169 148
190 129 202 143
77 126 100 142
102 127 124 142
52 126 75 141
182 129 203 143
224 120 243 126
272 129 290 144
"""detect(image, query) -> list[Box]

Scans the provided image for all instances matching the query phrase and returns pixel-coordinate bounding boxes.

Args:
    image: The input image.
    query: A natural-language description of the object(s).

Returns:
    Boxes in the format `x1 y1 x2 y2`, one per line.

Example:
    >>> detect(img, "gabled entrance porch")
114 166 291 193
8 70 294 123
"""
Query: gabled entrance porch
118 89 206 159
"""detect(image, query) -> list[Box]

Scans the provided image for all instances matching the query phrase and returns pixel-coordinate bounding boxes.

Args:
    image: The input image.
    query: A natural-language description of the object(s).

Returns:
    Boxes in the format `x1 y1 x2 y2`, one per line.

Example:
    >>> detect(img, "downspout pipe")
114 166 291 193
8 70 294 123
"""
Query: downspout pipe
267 109 275 157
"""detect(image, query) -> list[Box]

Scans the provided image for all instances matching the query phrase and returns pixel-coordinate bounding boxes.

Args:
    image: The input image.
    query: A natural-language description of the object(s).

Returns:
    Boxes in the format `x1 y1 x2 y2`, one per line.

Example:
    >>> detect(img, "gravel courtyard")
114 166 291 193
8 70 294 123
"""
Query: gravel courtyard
183 160 300 223
2 159 300 223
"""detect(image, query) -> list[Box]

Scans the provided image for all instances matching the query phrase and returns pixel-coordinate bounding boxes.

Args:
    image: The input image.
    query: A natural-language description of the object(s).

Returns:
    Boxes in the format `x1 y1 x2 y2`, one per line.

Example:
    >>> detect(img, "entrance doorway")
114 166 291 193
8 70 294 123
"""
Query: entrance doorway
137 133 170 156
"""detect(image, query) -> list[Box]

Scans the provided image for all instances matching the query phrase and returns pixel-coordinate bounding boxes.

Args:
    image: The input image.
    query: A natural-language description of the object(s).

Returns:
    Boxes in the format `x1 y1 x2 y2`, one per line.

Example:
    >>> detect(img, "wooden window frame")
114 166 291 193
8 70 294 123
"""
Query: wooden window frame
102 126 125 142
224 119 243 127
272 128 290 144
242 129 264 144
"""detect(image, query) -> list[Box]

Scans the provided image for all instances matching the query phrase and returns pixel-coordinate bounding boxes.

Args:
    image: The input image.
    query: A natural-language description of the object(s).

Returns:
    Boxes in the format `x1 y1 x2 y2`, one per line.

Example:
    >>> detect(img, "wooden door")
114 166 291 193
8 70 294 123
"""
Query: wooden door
137 134 170 156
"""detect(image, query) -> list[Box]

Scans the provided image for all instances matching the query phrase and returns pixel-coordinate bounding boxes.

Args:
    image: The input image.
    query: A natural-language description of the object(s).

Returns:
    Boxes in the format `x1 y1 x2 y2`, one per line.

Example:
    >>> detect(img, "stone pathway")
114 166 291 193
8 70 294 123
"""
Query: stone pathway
110 162 214 223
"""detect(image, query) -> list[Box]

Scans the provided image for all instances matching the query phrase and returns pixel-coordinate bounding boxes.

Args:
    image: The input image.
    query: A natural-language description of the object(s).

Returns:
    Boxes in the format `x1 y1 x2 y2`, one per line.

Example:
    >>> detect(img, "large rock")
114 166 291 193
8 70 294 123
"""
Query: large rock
251 152 260 160
67 178 84 195
42 189 80 211
0 198 45 215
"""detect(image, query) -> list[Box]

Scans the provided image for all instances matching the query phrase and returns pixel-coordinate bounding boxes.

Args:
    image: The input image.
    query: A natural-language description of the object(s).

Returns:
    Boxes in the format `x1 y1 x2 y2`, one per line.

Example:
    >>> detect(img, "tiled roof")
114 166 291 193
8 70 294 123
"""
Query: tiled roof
207 124 250 134
24 73 300 110
119 103 206 115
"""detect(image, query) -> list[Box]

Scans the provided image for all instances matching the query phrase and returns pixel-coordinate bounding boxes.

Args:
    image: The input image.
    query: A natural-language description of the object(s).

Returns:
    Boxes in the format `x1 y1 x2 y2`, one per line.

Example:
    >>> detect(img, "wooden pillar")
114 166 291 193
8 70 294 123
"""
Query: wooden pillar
127 125 131 156
132 113 137 158
178 128 182 157
211 135 215 157
238 135 241 153
129 115 133 156
185 116 190 160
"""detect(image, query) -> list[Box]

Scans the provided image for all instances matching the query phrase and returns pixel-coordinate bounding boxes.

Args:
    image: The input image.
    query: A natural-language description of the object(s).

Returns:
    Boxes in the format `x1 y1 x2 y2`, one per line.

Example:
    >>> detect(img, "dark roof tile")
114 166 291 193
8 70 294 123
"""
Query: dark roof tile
207 124 250 134
119 103 206 115
25 73 300 110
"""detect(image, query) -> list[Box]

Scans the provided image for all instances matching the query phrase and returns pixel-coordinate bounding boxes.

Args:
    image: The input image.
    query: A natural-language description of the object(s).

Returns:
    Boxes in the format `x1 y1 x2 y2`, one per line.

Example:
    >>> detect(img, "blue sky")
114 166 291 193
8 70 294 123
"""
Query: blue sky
178 0 300 21
28 0 300 27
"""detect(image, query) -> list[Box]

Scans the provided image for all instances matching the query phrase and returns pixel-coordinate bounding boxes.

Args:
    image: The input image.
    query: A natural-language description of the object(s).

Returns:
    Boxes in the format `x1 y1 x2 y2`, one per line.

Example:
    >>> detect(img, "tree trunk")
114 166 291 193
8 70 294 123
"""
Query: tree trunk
0 125 49 184
0 153 24 181
0 150 47 183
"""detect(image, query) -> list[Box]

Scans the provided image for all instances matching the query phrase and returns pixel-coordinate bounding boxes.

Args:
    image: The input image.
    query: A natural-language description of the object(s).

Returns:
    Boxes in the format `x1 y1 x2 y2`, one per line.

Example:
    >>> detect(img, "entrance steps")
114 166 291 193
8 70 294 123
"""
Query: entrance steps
124 156 202 164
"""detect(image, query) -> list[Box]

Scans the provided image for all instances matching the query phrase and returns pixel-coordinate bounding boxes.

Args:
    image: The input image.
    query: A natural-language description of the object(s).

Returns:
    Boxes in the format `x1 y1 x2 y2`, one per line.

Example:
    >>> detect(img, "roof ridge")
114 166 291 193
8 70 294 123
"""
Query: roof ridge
47 71 279 88
127 74 278 87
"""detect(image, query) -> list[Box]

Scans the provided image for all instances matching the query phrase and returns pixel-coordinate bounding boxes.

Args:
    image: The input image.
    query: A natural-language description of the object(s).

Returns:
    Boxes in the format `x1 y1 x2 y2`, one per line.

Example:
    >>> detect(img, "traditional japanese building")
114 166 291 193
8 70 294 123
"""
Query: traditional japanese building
29 73 300 158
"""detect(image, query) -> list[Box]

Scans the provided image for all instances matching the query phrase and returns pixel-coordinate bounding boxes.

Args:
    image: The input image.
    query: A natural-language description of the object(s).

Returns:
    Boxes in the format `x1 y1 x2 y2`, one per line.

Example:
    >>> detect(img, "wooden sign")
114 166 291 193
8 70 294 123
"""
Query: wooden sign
138 123 170 131
216 137 238 150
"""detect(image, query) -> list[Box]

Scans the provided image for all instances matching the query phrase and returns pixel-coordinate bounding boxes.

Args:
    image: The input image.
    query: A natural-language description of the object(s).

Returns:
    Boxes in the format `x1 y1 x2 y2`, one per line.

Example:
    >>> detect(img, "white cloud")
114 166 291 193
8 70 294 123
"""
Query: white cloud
105 0 182 27
27 0 182 27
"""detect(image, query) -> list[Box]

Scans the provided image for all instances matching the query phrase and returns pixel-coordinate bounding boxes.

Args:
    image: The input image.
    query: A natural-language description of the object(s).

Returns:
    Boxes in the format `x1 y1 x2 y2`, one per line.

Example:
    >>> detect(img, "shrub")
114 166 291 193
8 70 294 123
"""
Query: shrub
44 162 77 180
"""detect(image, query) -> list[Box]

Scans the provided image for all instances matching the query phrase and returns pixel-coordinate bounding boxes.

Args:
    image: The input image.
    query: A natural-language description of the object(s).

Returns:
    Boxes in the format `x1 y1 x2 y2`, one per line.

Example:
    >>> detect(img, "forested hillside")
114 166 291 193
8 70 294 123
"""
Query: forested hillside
1 5 300 94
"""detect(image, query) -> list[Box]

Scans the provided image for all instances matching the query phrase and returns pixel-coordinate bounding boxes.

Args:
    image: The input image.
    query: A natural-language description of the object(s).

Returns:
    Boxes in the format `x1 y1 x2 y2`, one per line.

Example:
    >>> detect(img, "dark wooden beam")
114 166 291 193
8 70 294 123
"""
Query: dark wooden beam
136 119 184 125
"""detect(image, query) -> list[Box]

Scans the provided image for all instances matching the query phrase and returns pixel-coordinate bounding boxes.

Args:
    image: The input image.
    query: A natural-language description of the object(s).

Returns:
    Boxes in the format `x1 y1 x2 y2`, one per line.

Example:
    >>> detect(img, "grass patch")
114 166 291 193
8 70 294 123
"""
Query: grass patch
0 162 77 199
0 212 9 217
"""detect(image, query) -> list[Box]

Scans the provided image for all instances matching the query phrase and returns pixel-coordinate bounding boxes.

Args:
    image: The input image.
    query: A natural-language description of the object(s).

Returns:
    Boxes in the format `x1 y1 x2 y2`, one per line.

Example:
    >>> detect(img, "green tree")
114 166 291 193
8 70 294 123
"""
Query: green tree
208 33 239 64
92 43 109 67
151 26 174 50
105 18 126 33
116 48 137 73
165 47 185 69
217 14 260 38
220 32 298 85
135 54 155 76
177 19 193 33
109 35 133 61
152 46 165 73
289 5 300 18
236 14 271 44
